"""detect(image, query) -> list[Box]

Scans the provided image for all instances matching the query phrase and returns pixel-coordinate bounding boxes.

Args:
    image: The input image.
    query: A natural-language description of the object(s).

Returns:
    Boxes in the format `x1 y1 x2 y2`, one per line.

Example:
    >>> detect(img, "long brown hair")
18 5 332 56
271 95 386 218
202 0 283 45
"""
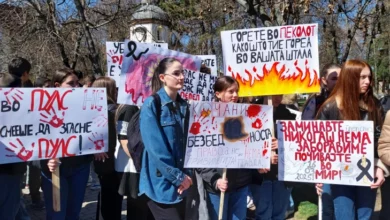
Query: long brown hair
321 60 381 123
92 76 117 104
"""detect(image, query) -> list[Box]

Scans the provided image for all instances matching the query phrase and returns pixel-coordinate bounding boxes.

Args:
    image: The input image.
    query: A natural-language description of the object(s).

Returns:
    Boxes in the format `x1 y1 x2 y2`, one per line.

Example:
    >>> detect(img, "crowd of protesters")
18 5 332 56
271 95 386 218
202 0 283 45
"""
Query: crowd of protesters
1 57 390 220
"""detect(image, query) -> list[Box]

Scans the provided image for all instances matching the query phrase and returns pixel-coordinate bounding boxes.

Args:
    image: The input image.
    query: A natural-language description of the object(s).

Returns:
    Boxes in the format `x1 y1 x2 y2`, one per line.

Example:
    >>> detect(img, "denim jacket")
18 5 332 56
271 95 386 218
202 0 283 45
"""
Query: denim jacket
139 88 190 204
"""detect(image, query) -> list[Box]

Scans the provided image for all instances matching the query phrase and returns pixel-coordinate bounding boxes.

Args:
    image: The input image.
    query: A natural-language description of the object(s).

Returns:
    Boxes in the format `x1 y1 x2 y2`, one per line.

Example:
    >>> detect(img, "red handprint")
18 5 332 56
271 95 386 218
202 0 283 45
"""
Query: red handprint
0 88 24 104
88 133 105 151
93 114 108 127
6 138 35 161
252 118 263 129
262 141 269 157
40 108 65 128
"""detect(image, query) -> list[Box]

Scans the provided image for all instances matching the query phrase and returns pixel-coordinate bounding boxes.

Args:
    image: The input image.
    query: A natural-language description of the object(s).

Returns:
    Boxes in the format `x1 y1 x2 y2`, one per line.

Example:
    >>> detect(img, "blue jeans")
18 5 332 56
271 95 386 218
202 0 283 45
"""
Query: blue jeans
207 186 248 220
321 184 334 220
250 181 291 220
0 174 23 220
41 163 90 220
16 196 31 220
332 185 376 220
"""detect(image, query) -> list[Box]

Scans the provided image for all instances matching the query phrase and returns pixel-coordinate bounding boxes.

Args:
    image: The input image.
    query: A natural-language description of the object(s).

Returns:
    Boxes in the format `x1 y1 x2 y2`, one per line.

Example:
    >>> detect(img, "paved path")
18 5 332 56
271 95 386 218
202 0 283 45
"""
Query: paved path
24 187 382 220
22 187 127 220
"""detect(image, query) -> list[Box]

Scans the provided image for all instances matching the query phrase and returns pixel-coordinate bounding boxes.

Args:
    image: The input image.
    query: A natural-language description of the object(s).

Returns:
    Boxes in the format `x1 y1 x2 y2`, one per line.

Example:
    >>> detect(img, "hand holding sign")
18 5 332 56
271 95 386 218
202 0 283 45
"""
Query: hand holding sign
7 138 34 161
371 167 385 189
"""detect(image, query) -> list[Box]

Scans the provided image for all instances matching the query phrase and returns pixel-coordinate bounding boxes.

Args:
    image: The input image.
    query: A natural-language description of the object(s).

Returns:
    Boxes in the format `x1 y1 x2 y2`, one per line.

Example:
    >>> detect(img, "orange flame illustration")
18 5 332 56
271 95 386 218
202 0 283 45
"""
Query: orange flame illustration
228 60 320 96
200 109 211 118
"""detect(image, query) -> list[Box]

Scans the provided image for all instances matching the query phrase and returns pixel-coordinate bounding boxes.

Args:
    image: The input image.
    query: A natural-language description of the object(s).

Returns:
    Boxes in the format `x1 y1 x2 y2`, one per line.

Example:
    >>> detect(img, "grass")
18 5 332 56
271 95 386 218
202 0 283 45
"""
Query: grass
290 183 318 220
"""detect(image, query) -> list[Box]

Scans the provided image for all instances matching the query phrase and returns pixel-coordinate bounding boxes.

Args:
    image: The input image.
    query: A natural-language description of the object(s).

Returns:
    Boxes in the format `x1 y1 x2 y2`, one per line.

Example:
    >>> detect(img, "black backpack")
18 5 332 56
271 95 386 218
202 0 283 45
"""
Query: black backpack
127 94 161 172
380 95 390 114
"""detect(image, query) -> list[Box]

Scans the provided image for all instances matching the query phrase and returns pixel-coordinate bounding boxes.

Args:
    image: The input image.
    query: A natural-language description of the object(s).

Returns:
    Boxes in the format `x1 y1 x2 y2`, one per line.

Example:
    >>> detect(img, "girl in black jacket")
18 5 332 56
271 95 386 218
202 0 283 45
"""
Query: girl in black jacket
315 60 387 219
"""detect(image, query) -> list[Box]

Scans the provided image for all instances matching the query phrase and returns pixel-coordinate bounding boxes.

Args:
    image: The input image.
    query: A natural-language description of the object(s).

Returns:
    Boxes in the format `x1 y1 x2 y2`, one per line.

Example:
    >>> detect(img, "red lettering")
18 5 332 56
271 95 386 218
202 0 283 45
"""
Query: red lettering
38 136 77 159
30 89 71 111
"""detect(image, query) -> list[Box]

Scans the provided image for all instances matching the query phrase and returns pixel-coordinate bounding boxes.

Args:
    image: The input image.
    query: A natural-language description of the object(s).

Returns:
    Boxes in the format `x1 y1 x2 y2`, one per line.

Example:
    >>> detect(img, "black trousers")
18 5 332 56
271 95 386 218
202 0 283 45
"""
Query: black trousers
380 176 390 220
127 194 154 220
146 196 185 220
28 161 41 203
97 172 123 220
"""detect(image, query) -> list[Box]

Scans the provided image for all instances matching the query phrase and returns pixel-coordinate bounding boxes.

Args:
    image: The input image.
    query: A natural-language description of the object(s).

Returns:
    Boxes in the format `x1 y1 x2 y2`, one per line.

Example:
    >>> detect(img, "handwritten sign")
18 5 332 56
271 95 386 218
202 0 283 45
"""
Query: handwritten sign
0 88 108 164
197 55 217 76
184 102 273 168
180 69 217 102
221 24 320 96
277 120 374 186
106 42 168 85
117 40 202 105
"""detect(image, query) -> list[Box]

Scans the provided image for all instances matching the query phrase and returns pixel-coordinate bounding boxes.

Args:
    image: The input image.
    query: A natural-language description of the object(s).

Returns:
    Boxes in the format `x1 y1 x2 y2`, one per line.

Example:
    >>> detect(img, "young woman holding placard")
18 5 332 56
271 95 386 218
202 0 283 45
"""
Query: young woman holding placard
41 68 92 219
315 60 388 219
197 76 252 220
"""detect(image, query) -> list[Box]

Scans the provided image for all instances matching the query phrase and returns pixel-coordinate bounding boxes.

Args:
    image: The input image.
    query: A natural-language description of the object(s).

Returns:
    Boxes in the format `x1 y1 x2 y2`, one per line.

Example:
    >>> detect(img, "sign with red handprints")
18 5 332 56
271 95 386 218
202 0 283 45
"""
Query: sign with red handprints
221 23 320 96
0 88 109 164
184 101 273 169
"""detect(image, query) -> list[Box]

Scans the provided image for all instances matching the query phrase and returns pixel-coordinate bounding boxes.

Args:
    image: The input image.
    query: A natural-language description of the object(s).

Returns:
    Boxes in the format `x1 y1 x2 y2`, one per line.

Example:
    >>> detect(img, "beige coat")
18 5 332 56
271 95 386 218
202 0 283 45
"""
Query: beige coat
379 111 390 171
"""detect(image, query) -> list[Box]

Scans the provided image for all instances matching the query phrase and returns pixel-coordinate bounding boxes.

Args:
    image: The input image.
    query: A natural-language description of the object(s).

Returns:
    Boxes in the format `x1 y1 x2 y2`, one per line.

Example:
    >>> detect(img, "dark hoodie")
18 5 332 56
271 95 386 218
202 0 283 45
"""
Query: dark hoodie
0 73 27 175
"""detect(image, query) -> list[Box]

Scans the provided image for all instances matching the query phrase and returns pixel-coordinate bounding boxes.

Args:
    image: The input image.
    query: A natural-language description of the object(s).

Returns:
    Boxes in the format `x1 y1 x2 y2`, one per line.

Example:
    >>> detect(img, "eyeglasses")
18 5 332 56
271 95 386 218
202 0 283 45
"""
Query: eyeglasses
164 70 184 78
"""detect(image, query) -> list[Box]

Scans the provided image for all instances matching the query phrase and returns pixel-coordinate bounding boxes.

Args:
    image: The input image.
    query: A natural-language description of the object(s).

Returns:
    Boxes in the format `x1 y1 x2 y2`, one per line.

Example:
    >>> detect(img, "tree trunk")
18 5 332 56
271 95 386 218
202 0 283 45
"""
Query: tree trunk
73 0 103 75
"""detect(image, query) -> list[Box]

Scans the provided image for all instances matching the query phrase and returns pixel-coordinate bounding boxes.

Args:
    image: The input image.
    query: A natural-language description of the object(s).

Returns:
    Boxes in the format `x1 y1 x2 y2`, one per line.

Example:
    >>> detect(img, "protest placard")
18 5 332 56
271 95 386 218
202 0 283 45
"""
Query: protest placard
197 55 218 76
0 88 108 164
117 40 202 105
180 69 217 102
106 41 168 85
277 120 374 186
184 101 273 169
221 24 320 96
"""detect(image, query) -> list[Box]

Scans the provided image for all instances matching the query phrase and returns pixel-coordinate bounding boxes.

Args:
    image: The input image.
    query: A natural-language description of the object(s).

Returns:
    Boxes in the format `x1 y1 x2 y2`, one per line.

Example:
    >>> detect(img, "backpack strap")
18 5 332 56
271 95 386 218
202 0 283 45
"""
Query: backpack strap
152 93 162 122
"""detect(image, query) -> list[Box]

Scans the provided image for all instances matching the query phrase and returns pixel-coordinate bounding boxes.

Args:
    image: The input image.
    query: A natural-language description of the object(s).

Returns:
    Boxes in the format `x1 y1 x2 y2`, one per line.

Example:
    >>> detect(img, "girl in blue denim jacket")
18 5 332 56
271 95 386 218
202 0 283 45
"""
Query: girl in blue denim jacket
139 58 193 220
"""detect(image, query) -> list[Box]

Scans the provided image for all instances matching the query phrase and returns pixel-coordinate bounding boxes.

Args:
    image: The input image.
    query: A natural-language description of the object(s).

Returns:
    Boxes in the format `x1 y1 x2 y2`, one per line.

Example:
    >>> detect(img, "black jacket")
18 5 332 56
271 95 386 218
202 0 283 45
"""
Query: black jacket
0 73 27 175
316 100 383 159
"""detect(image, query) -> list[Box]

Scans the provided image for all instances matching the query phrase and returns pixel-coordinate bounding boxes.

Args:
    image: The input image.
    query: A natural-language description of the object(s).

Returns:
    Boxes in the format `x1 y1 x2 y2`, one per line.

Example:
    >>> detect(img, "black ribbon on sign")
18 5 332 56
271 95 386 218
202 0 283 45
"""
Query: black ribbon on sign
355 158 374 182
126 41 149 60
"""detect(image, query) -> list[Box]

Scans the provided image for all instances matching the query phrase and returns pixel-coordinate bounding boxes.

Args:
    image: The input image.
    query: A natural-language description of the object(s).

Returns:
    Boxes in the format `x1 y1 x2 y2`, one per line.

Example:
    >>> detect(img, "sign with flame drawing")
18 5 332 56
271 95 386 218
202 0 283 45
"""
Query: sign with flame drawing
117 40 202 106
0 88 108 164
277 120 374 186
106 41 168 86
221 23 320 96
184 101 273 169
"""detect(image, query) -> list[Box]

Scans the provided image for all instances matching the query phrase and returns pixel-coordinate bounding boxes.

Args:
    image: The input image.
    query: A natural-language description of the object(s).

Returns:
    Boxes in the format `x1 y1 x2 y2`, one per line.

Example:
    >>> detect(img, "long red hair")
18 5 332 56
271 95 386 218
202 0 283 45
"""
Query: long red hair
321 60 381 123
